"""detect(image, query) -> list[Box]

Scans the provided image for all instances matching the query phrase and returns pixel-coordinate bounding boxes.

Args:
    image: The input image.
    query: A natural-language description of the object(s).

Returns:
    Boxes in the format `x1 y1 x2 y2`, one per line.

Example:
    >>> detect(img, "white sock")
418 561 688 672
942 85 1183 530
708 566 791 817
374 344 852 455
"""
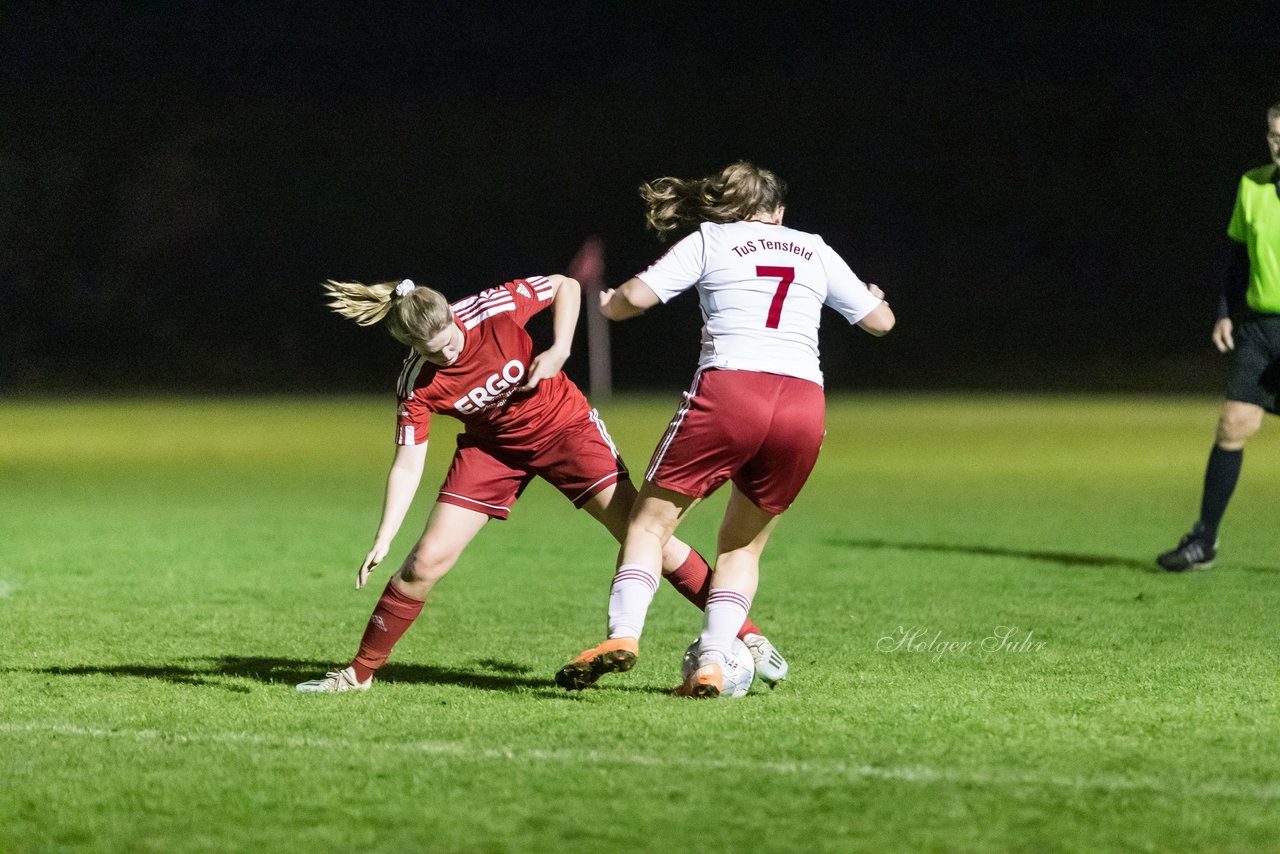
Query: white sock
699 588 752 666
607 564 660 639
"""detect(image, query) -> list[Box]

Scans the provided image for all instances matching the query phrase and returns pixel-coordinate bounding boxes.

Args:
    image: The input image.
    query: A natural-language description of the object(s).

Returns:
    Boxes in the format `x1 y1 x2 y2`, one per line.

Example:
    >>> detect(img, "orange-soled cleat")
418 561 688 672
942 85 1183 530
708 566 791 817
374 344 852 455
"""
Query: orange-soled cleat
555 637 639 690
673 662 723 699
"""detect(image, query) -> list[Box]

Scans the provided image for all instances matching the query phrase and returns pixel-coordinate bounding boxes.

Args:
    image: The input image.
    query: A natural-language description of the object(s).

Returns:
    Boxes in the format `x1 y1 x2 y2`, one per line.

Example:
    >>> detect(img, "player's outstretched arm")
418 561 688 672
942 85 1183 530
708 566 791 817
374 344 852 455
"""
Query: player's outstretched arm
358 441 428 589
521 274 580 391
600 277 661 321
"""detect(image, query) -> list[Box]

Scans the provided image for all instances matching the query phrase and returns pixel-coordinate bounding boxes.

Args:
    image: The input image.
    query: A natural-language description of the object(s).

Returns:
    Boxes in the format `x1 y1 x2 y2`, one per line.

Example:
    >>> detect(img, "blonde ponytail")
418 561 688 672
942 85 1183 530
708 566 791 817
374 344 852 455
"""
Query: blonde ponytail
322 278 452 350
639 161 788 239
323 279 398 326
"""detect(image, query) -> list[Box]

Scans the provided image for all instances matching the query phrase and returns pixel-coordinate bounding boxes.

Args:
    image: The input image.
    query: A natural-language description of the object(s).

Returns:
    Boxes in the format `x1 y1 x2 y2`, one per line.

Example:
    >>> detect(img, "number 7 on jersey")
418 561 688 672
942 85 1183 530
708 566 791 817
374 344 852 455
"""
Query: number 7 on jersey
757 266 794 329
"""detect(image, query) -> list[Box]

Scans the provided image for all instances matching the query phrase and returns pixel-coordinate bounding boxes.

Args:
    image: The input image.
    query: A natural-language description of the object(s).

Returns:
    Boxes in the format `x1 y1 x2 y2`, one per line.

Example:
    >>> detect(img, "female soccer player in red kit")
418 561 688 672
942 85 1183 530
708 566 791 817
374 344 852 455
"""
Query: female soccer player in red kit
557 162 895 698
297 272 787 692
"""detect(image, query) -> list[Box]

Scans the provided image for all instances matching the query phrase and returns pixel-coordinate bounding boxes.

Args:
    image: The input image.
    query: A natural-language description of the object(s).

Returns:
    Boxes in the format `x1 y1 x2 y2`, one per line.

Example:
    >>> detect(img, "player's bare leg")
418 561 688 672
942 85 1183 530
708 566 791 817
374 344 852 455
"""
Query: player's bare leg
677 486 778 698
390 502 490 599
581 480 699 575
556 483 694 690
298 502 489 692
584 479 772 642
714 487 789 683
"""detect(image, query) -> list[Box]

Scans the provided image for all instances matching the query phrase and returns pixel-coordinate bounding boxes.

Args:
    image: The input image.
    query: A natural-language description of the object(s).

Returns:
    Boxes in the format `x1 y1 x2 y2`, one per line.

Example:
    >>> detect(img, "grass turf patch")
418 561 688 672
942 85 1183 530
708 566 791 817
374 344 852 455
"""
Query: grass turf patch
1 395 1277 852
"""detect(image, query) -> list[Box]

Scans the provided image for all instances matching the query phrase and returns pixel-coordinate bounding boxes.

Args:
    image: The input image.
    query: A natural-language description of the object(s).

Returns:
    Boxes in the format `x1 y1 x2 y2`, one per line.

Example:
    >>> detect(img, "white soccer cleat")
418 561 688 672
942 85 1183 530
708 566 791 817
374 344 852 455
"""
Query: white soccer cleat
295 665 372 693
741 633 789 686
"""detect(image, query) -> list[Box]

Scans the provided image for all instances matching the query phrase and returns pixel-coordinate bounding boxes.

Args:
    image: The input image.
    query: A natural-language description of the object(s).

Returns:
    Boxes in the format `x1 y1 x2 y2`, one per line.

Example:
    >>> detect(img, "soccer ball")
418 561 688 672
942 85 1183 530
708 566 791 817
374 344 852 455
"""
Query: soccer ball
681 637 755 698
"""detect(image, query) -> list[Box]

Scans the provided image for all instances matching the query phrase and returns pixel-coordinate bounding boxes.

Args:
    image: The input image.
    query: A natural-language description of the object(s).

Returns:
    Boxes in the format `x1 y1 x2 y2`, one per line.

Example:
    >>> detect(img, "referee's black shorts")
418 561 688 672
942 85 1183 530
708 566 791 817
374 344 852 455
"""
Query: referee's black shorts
1225 311 1280 414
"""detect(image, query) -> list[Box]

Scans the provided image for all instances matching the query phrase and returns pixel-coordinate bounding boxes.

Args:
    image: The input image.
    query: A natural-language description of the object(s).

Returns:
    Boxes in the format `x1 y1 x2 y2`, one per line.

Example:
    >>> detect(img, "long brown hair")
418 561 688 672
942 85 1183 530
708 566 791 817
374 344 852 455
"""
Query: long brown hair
639 161 787 239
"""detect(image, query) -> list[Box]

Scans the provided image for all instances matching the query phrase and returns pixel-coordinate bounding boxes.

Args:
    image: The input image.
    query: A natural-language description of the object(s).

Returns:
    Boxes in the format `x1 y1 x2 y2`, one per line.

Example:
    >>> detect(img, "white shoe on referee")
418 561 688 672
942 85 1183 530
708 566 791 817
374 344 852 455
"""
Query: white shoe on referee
741 633 789 686
296 665 372 693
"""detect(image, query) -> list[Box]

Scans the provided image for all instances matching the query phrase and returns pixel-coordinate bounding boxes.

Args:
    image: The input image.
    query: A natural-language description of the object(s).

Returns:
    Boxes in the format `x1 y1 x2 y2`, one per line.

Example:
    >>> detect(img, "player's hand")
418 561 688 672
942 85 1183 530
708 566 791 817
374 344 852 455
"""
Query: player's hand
598 288 616 312
519 345 569 392
357 542 389 590
1212 317 1234 353
867 283 887 302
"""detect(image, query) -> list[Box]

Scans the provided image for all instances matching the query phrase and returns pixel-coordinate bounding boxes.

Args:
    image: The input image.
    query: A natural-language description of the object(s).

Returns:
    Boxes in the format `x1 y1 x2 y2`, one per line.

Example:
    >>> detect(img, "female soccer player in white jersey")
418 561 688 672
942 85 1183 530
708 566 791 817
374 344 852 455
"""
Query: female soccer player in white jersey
296 273 787 692
557 162 895 698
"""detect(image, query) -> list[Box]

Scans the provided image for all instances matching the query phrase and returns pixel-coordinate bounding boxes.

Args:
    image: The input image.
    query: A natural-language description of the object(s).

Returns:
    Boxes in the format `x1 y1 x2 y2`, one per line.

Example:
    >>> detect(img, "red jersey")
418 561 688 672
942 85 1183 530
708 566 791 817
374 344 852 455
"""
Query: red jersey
394 276 590 449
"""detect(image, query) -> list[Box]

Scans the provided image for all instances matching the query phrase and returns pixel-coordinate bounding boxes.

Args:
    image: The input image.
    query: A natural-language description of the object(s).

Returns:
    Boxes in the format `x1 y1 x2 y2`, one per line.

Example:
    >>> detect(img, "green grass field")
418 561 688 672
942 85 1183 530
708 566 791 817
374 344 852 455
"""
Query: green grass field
1 395 1277 852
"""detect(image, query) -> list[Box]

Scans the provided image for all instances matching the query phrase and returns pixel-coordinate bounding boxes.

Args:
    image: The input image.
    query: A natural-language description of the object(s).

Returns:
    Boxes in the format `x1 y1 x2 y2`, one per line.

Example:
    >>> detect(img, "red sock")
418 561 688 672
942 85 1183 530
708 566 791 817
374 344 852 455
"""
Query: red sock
350 578 424 682
663 549 761 640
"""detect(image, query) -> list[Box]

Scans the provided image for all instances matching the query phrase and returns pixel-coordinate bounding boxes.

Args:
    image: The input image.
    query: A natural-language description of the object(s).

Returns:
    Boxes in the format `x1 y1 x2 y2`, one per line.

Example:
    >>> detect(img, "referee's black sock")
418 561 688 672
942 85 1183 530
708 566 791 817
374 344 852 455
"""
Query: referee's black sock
1198 445 1243 542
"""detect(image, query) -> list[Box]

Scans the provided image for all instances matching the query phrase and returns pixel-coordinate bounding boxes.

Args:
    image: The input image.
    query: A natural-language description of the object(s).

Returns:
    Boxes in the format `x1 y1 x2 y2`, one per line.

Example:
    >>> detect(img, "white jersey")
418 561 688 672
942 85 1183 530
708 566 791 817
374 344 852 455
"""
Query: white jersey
636 220 882 385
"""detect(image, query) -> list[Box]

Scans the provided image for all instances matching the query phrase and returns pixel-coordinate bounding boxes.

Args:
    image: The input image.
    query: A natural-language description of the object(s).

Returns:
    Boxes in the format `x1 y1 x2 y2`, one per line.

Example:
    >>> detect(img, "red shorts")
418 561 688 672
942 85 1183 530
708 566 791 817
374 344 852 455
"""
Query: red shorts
645 369 825 515
438 408 627 519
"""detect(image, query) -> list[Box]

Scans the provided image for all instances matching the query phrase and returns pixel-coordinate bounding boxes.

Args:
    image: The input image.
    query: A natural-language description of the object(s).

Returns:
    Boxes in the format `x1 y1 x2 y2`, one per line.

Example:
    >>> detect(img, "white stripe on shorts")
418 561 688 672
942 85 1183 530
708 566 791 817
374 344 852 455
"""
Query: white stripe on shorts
645 369 704 483
438 491 510 513
569 472 621 506
587 408 620 458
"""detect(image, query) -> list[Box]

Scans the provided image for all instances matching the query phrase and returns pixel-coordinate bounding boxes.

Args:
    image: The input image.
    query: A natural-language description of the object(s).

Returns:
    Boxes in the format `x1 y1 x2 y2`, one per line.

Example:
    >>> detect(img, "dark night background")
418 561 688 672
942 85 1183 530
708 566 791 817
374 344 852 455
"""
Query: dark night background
3 2 1278 395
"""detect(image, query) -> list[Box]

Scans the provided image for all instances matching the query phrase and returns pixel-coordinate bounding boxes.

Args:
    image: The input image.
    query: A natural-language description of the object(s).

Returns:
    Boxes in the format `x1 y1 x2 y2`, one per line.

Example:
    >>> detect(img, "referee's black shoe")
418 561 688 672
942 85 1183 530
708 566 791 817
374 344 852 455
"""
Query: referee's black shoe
1156 525 1218 572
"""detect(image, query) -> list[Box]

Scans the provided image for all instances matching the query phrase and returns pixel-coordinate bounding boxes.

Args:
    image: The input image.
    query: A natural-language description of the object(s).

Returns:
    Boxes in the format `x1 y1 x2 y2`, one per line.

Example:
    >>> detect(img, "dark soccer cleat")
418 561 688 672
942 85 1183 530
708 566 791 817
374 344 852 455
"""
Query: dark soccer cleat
1156 528 1218 572
555 637 639 690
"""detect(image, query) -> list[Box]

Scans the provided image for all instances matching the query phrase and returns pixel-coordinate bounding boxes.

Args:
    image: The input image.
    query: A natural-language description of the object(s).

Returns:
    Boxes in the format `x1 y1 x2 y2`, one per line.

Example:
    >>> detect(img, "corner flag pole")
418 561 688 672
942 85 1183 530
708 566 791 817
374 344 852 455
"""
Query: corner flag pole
568 237 611 402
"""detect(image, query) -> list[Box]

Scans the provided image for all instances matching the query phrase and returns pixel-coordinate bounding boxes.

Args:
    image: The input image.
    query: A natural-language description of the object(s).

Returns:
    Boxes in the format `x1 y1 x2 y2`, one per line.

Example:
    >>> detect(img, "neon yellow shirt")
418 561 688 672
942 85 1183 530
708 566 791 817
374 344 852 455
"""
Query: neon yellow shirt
1227 165 1280 314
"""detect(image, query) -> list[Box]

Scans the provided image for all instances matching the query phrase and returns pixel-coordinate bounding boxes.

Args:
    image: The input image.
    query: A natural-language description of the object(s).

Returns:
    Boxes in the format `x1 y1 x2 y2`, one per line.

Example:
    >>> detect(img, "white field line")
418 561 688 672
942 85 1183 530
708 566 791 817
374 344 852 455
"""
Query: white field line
0 579 13 598
3 721 1278 802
